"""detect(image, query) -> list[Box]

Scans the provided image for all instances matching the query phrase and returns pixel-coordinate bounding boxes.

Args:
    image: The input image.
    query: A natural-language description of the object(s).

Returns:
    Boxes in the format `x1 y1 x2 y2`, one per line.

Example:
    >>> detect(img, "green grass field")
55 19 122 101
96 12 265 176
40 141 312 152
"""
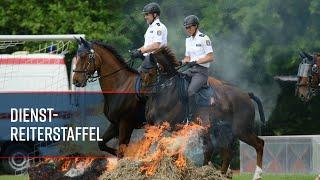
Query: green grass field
0 174 317 180
233 173 317 180
0 175 28 180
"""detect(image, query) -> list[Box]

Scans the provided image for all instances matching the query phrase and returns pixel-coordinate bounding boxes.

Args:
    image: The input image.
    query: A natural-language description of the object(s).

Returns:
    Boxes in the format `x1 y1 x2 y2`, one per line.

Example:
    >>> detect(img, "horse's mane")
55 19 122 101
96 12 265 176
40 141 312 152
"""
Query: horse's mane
153 47 180 74
92 41 139 74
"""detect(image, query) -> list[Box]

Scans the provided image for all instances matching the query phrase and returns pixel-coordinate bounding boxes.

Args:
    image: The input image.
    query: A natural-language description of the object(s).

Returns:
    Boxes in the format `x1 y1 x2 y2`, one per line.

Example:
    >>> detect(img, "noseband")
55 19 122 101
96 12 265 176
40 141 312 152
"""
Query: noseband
73 49 98 82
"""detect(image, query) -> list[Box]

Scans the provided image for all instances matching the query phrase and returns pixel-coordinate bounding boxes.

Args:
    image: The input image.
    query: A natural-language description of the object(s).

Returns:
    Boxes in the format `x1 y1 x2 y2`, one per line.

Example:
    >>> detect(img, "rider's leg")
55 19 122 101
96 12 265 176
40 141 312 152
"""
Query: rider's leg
187 69 208 120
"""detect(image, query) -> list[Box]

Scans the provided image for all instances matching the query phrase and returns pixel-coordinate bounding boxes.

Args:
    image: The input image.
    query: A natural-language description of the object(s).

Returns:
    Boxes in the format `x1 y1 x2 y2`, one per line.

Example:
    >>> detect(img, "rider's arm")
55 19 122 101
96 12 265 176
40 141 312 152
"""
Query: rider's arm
196 35 214 64
140 42 161 53
196 52 214 64
183 39 191 63
140 25 165 54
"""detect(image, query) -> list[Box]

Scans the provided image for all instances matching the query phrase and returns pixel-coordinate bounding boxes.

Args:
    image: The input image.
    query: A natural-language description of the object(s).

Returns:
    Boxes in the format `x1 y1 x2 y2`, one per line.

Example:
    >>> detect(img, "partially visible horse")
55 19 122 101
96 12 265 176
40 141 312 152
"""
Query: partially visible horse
296 51 320 102
143 47 265 178
72 38 146 156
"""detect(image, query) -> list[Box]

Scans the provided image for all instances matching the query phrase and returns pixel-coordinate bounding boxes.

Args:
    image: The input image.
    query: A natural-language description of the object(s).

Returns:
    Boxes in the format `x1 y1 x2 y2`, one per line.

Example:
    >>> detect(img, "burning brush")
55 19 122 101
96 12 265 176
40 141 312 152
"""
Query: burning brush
28 156 108 180
28 122 230 180
102 122 230 179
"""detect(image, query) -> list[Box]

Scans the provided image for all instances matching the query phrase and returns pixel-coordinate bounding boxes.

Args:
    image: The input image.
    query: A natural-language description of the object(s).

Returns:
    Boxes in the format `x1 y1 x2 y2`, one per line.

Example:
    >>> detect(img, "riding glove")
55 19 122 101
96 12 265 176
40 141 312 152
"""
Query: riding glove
188 61 197 67
131 49 144 59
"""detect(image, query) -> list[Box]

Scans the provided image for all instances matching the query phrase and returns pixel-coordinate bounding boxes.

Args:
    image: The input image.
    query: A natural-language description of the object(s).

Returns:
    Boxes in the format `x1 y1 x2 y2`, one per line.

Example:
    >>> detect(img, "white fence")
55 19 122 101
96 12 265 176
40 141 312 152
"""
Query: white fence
240 135 320 174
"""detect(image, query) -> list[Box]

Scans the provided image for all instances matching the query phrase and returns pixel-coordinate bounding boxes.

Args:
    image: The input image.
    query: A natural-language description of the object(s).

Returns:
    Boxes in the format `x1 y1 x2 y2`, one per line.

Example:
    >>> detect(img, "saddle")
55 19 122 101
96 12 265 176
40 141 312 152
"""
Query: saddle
179 74 216 107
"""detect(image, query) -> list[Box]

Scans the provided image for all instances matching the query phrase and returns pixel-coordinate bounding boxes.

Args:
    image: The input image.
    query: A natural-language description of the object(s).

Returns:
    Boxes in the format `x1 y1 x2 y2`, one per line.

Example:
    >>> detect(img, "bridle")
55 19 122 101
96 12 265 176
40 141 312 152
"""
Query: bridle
144 62 188 94
296 53 319 99
73 49 98 82
73 45 135 83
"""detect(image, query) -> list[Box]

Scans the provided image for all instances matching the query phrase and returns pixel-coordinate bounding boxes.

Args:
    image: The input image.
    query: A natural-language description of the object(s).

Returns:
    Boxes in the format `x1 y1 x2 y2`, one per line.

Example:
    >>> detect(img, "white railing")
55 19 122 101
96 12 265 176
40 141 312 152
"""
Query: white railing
240 135 320 175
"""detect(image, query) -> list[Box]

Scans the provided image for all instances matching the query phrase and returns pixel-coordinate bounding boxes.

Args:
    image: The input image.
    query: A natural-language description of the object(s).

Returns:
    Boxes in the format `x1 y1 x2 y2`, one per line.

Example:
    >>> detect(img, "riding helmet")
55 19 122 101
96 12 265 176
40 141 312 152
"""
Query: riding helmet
183 15 199 27
142 2 161 15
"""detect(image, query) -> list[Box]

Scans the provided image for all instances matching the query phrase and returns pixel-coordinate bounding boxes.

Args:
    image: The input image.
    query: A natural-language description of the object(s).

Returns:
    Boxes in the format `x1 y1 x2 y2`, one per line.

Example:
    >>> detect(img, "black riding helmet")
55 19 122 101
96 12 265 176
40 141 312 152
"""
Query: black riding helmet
142 2 161 15
183 15 199 27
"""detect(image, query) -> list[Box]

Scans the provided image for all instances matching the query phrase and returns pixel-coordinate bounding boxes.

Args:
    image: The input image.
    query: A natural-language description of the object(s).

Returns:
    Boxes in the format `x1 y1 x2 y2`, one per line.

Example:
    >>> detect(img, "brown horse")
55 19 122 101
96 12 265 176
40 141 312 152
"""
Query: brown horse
72 38 146 156
296 51 320 102
143 47 265 177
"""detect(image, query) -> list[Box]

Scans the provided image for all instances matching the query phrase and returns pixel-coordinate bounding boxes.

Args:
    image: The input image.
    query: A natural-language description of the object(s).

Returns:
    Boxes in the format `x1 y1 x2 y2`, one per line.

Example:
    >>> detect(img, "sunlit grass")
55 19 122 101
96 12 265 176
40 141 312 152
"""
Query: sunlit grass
233 173 317 180
0 175 28 180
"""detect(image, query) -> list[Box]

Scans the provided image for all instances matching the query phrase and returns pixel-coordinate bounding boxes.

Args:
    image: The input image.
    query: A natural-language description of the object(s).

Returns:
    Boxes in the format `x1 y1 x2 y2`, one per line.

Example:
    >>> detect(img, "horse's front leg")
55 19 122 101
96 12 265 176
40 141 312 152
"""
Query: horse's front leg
117 119 134 158
202 131 214 165
98 123 119 156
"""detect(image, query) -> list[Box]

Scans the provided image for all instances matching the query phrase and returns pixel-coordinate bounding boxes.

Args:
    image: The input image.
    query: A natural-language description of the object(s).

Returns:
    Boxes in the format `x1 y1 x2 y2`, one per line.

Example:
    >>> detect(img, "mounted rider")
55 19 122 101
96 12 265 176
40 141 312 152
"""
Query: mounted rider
182 15 214 120
130 2 168 74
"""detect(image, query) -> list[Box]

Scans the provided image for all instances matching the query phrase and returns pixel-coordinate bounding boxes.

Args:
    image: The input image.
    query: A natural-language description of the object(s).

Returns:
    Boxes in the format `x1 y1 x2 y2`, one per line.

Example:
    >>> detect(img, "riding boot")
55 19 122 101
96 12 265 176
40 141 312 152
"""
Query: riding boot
187 95 197 122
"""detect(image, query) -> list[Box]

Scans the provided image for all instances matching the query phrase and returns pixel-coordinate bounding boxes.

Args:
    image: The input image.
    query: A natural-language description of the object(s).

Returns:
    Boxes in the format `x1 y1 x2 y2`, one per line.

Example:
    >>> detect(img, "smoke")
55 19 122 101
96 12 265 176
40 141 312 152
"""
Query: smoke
165 21 280 122
212 32 280 122
161 1 282 122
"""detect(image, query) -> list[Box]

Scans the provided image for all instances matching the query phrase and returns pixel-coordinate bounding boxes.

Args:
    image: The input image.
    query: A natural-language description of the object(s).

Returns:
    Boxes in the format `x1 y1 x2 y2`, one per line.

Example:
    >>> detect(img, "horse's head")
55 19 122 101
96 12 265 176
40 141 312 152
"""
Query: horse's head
296 51 320 101
139 54 158 87
153 47 180 74
72 37 99 87
140 47 180 89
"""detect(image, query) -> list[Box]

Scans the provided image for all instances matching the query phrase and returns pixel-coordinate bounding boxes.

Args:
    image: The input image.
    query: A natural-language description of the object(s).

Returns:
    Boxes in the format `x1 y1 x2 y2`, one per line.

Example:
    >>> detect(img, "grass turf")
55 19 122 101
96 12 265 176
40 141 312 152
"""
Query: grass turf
0 175 28 180
233 173 317 180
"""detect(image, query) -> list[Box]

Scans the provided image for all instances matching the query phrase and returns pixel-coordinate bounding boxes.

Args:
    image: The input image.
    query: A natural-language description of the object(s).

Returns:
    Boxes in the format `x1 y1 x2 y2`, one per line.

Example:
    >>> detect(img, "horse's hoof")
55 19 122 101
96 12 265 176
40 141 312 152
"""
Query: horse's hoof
253 166 263 180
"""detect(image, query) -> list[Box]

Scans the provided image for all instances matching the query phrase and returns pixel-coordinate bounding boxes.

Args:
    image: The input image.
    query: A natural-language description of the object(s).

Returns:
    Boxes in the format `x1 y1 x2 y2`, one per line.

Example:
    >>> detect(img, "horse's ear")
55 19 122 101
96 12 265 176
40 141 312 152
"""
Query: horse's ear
80 37 90 48
299 51 306 59
302 51 313 59
80 37 86 44
74 37 82 45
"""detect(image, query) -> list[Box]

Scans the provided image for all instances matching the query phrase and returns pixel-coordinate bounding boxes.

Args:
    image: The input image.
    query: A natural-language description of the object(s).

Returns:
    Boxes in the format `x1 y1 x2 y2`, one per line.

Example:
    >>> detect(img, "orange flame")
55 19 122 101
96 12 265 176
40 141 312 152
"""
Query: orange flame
61 159 73 171
126 122 205 176
123 122 170 158
56 157 95 172
41 121 206 176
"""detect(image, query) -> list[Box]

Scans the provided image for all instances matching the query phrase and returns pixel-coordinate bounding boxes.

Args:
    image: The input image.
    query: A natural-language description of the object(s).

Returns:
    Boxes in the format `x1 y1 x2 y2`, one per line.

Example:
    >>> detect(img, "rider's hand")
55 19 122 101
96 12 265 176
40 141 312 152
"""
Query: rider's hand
183 58 190 63
130 49 143 59
188 61 197 67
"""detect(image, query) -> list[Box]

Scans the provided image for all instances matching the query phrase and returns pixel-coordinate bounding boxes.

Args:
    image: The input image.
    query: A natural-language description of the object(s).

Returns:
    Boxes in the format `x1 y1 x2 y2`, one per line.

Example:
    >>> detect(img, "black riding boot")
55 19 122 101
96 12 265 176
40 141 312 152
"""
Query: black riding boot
187 95 197 122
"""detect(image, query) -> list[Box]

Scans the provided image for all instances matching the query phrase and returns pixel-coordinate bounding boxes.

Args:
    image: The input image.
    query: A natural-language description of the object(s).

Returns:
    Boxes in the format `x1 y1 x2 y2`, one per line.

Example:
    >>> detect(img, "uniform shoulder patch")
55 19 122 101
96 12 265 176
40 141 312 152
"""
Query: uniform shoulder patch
199 34 205 37
206 40 211 46
156 23 160 26
157 30 162 36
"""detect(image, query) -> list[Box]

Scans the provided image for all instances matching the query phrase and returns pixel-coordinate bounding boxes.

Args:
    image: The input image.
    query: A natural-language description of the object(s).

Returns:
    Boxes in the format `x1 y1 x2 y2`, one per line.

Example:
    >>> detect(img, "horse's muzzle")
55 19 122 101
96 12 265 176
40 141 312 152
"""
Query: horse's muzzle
73 80 87 87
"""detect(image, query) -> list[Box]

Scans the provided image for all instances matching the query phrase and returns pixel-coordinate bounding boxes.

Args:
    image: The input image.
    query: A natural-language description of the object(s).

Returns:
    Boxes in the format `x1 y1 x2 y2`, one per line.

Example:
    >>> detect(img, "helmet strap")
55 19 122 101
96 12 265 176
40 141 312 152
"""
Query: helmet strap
149 14 158 25
192 27 198 37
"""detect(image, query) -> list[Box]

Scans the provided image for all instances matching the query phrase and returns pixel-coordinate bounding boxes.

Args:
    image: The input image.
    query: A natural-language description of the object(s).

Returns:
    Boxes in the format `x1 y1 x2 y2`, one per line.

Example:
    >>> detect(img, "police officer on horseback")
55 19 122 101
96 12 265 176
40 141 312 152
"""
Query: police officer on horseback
130 2 167 72
182 15 214 120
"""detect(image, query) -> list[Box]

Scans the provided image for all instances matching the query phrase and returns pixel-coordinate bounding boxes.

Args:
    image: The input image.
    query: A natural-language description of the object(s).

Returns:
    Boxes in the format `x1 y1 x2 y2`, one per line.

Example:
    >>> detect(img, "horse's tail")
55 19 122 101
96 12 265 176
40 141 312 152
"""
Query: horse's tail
248 92 265 123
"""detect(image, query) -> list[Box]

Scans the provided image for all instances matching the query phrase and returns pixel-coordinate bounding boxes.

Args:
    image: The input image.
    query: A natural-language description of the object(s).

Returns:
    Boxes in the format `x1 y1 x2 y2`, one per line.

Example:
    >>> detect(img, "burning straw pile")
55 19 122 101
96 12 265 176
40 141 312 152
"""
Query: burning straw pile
28 122 231 180
28 157 107 180
101 157 229 180
101 122 230 180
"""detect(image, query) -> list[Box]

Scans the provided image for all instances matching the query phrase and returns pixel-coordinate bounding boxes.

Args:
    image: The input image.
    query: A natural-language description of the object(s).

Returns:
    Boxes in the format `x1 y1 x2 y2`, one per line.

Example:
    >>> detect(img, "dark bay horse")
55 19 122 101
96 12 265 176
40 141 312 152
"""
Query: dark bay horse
144 47 265 177
72 38 146 156
296 51 320 102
